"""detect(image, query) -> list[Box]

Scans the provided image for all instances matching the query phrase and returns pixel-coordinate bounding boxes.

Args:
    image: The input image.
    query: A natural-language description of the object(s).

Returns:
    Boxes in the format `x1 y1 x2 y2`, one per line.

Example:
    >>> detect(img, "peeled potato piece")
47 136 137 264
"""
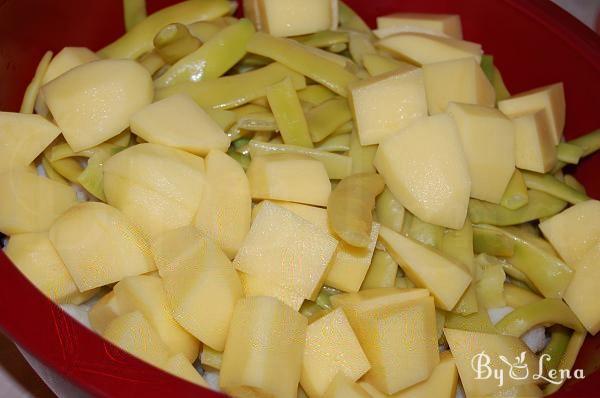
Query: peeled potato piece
42 47 100 84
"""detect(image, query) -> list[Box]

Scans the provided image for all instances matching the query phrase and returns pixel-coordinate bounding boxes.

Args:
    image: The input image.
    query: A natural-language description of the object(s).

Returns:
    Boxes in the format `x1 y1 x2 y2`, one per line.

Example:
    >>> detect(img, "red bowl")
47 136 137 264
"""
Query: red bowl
0 1 598 396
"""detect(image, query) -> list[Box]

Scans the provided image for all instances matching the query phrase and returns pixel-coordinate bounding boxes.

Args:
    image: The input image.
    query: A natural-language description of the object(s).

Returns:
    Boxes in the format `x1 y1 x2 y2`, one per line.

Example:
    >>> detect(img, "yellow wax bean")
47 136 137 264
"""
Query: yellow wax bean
187 21 223 42
362 53 414 76
316 134 351 152
296 30 349 48
521 171 589 205
100 0 231 59
563 174 586 194
307 98 353 142
557 142 584 164
41 156 67 185
266 78 313 147
349 129 377 174
155 62 306 109
408 216 444 249
48 157 83 183
237 112 277 132
138 51 165 75
361 250 398 289
247 32 359 97
500 170 529 210
543 331 586 395
123 0 147 31
338 1 374 36
375 188 405 234
153 23 201 64
541 326 571 374
298 85 336 107
503 283 542 309
20 51 52 114
348 32 376 66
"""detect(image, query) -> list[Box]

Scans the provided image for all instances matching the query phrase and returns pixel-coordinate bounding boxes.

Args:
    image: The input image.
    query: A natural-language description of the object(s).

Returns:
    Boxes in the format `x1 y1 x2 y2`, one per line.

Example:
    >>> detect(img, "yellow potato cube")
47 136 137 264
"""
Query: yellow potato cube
104 143 205 239
444 328 539 397
220 296 308 398
42 47 99 84
377 13 463 39
0 112 61 173
89 291 123 334
301 308 370 398
247 154 331 207
49 202 155 291
200 345 223 370
0 170 77 235
564 244 600 334
379 226 472 310
498 83 565 144
512 110 557 173
239 271 305 311
255 0 337 37
423 58 495 114
42 59 153 151
374 115 471 229
162 244 243 351
194 150 251 259
234 201 338 300
4 232 81 304
540 200 600 267
377 33 482 66
163 353 210 388
324 373 371 398
447 103 515 203
361 250 399 289
350 68 428 145
103 311 170 368
113 275 200 362
130 94 230 156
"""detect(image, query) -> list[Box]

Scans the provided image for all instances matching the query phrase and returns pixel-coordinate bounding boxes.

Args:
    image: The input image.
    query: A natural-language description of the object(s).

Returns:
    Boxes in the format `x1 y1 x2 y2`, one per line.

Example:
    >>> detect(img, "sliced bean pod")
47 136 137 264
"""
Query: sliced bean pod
541 326 571 374
503 283 542 308
316 134 350 152
123 0 147 31
521 171 589 204
557 142 584 165
362 53 413 76
349 129 377 174
474 254 507 309
187 21 224 42
408 216 444 249
375 188 405 234
153 23 201 64
77 146 124 201
307 98 353 142
338 1 374 36
266 77 313 147
543 331 585 395
41 157 67 185
563 174 586 194
348 32 376 66
138 51 166 75
473 225 515 257
500 170 528 210
296 30 349 48
568 128 600 157
237 112 277 132
47 157 83 183
441 220 475 273
445 309 497 333
297 85 336 107
361 250 398 289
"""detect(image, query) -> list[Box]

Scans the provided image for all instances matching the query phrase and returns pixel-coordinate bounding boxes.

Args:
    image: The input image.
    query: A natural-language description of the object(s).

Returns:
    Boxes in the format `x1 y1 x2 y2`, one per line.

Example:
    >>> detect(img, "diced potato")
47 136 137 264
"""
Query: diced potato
130 94 230 156
42 59 153 151
513 114 558 174
194 150 251 259
374 115 471 229
444 328 539 397
447 103 515 204
352 297 439 394
326 223 380 293
350 68 428 145
4 232 81 304
0 112 61 173
49 202 155 291
379 226 472 311
564 244 600 334
103 311 170 368
324 373 371 398
103 143 205 239
113 275 200 362
540 200 600 267
0 170 77 235
162 243 242 351
42 47 100 84
377 33 482 66
376 13 463 39
220 296 308 398
301 308 371 398
498 83 565 144
361 250 399 289
234 201 338 300
200 345 223 370
239 271 305 311
163 353 210 388
423 58 495 114
254 0 337 37
89 291 123 334
247 154 331 207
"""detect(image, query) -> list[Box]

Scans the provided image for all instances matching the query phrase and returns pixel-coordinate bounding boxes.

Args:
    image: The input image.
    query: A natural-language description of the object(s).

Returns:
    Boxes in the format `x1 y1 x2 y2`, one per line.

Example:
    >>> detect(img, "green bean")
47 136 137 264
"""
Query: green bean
231 104 268 117
248 140 351 180
441 220 475 273
316 134 350 152
349 129 376 174
541 326 571 374
473 224 515 257
187 21 223 42
361 250 398 289
307 98 353 142
452 285 479 315
495 298 584 337
338 1 374 36
328 43 348 53
543 331 585 395
77 146 124 201
473 224 572 299
99 0 231 59
362 53 414 76
563 174 586 194
521 171 589 204
138 51 165 75
299 300 322 319
227 147 250 170
20 51 52 114
503 283 542 308
123 0 147 31
445 309 497 333
328 173 385 248
468 190 567 226
153 23 201 64
480 55 495 83
247 32 359 97
296 30 349 48
266 77 313 147
500 170 529 210
155 19 255 88
375 188 405 234
47 157 83 183
236 112 277 132
557 142 584 164
408 216 444 249
204 108 237 130
475 254 507 309
41 157 67 185
297 85 336 107
348 32 376 65
568 128 600 156
155 62 306 109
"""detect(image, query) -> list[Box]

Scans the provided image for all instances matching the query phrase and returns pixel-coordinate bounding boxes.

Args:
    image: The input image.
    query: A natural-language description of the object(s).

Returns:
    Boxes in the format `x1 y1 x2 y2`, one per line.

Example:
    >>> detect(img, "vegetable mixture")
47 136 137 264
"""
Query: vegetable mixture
1 0 599 397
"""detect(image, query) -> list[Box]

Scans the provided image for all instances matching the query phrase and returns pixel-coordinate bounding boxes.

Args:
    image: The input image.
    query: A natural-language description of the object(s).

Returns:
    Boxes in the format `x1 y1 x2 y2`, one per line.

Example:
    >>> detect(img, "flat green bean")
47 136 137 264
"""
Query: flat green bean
153 23 201 64
500 170 529 210
296 30 349 48
123 0 147 31
307 98 353 142
521 171 589 204
316 134 351 152
541 326 571 374
557 142 584 164
266 77 313 147
375 188 405 234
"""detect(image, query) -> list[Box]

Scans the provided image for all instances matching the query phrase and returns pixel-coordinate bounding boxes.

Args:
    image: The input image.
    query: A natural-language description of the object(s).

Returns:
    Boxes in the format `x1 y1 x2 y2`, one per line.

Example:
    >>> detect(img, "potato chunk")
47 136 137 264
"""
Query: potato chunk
163 353 210 388
423 58 495 114
104 143 205 239
447 103 515 204
301 308 370 398
49 202 155 291
0 112 61 173
324 373 371 398
89 291 123 334
42 47 99 84
374 115 471 229
377 13 463 39
350 69 428 145
252 0 337 37
130 94 230 156
564 244 600 334
512 110 558 173
498 83 565 144
42 59 153 151
220 296 308 398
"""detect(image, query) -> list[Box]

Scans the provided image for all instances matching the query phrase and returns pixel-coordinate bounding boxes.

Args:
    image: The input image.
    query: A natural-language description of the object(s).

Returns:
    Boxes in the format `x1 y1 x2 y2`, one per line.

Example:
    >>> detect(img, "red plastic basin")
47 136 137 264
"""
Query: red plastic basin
0 1 598 397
